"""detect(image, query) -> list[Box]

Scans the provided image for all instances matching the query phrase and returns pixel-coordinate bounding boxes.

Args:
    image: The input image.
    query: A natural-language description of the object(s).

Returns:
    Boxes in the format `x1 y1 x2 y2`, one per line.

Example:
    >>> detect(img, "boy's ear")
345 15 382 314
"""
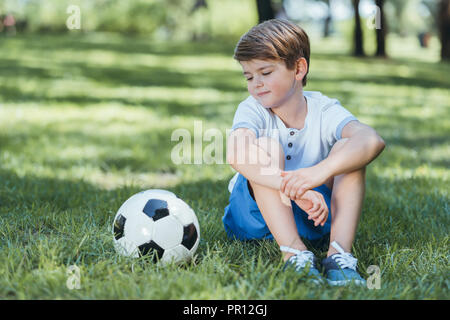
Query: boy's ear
295 58 308 81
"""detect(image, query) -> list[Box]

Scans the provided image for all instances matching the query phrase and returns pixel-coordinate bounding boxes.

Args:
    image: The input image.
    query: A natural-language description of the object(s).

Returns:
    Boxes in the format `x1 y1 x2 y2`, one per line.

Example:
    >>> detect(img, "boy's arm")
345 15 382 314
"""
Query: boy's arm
319 120 385 177
227 128 333 209
226 128 283 190
280 121 385 199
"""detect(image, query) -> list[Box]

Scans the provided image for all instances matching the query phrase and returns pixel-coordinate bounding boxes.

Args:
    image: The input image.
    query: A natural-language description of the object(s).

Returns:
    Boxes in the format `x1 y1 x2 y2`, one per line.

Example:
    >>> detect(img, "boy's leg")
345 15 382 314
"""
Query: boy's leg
325 138 366 257
247 136 308 261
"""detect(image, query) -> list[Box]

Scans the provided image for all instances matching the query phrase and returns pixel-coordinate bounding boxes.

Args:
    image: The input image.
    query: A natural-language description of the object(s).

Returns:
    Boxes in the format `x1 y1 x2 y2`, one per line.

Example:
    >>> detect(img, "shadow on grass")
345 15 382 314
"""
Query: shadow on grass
0 58 55 79
0 123 184 173
0 85 242 122
311 74 450 90
62 62 243 92
3 33 236 57
312 52 450 89
0 60 243 91
0 168 118 213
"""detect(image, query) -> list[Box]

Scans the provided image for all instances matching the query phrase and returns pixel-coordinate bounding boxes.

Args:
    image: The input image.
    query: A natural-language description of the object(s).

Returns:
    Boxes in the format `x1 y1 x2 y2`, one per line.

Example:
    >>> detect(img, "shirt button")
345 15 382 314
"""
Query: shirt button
290 131 295 136
286 155 291 160
288 142 293 148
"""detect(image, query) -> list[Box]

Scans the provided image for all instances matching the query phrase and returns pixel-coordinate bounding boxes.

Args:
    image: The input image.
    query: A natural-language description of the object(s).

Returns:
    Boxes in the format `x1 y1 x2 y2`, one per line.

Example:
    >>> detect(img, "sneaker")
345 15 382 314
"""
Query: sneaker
322 241 366 286
280 246 324 284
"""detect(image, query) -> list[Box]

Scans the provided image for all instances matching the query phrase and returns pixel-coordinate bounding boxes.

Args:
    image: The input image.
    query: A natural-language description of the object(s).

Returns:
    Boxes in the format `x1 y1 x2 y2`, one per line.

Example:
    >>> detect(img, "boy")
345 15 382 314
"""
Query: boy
223 19 385 285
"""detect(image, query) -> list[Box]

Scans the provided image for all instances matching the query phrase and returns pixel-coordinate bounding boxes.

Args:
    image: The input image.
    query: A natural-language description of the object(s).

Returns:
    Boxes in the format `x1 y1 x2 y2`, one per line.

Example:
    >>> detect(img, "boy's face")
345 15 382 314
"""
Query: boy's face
240 58 305 109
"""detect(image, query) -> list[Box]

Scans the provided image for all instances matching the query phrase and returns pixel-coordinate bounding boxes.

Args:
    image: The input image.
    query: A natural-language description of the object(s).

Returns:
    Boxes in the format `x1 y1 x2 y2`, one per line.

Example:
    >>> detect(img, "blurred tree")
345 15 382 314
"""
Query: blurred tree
312 0 333 38
189 0 210 41
387 0 408 35
322 0 333 38
375 0 387 57
256 0 275 22
353 0 365 56
438 0 450 60
191 0 207 12
422 0 450 61
422 0 438 31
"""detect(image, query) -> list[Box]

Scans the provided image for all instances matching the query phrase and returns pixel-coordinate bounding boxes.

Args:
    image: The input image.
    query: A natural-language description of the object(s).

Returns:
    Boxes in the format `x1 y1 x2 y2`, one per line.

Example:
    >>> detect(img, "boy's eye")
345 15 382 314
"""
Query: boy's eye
245 72 272 81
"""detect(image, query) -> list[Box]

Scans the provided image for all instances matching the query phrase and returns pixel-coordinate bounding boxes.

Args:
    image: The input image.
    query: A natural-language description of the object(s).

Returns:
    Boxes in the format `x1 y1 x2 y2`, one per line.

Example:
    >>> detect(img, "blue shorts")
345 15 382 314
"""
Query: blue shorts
222 173 332 242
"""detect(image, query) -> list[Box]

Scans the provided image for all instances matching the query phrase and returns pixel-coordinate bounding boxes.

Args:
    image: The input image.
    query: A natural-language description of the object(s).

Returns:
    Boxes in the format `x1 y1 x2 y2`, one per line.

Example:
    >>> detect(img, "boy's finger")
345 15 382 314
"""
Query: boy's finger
308 202 320 215
309 206 323 219
280 171 292 181
289 181 302 199
319 209 327 227
280 179 286 193
279 191 292 207
314 218 320 226
307 210 317 220
280 176 292 193
318 196 327 211
310 202 320 214
319 210 328 226
295 187 307 199
284 178 297 197
312 208 325 223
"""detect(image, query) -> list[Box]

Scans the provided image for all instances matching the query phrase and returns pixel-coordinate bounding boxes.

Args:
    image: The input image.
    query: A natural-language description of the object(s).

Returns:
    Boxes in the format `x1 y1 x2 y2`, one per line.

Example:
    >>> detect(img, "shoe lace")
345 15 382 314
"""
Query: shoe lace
280 246 315 269
330 241 358 271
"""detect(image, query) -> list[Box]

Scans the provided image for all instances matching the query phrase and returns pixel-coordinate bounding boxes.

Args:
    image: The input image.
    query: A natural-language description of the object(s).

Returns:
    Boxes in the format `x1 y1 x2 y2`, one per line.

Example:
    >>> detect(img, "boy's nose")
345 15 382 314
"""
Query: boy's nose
255 78 264 88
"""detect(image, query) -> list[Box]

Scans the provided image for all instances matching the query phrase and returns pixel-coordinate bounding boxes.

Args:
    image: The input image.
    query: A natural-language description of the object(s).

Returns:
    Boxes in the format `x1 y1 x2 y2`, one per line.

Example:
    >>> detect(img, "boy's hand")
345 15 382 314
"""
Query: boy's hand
279 190 292 207
280 166 329 200
294 190 329 227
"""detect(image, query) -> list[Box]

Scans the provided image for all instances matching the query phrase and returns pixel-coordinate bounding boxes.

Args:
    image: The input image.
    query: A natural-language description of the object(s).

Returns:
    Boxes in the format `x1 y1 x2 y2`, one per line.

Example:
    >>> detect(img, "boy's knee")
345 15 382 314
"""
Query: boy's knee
326 138 367 189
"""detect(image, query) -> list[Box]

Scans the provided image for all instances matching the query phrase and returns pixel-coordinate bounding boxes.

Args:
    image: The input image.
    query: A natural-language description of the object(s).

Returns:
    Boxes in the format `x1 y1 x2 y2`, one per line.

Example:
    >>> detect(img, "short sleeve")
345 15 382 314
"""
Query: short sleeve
230 99 266 138
321 100 358 146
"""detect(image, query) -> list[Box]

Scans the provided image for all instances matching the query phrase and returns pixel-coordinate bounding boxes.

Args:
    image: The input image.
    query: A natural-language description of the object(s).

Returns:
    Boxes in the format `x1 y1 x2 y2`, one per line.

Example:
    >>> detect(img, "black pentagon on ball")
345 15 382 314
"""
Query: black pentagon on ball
113 214 126 240
181 223 198 250
143 199 170 221
138 240 165 262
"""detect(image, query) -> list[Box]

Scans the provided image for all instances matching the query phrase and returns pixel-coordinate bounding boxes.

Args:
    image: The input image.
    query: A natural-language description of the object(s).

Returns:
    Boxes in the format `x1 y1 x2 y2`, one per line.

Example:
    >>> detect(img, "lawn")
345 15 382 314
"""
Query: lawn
0 32 448 299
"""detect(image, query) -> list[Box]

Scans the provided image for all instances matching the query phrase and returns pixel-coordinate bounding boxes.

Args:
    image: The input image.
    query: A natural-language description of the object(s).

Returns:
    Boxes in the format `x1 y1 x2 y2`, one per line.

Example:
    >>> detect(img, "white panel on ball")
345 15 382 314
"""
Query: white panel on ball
139 189 177 199
153 215 183 249
116 193 148 219
162 244 191 264
123 212 155 246
169 198 195 226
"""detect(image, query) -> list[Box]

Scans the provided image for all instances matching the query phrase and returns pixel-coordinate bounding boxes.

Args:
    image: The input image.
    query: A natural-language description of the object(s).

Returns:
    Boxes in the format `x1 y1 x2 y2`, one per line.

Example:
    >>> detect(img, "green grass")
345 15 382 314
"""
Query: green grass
0 32 449 299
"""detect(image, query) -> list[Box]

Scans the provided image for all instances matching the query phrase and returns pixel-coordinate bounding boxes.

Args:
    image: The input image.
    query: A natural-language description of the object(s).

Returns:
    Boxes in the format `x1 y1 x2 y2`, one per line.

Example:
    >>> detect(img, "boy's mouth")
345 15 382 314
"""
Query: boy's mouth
257 91 270 97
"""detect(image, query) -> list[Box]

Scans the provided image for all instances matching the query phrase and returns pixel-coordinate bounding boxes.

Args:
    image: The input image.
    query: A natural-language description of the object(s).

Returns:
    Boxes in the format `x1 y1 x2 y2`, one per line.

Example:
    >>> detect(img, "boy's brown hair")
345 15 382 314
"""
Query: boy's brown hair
233 19 310 86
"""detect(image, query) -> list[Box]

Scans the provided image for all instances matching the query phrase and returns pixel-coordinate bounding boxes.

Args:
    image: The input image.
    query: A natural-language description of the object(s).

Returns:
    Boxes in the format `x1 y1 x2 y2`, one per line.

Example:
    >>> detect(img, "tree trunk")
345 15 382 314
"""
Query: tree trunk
324 15 332 38
439 0 450 60
353 0 365 57
256 0 275 23
375 0 387 57
323 0 332 38
190 0 209 42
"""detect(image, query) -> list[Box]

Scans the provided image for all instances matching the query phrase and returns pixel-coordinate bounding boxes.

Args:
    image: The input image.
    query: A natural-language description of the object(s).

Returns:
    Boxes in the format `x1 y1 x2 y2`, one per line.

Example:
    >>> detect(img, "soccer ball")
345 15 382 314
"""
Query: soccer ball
112 189 200 264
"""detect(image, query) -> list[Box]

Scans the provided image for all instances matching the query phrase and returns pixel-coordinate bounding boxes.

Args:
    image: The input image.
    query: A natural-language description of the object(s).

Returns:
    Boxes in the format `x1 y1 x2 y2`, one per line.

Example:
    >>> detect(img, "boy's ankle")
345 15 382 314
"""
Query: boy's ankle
283 252 296 262
281 245 309 261
326 248 339 258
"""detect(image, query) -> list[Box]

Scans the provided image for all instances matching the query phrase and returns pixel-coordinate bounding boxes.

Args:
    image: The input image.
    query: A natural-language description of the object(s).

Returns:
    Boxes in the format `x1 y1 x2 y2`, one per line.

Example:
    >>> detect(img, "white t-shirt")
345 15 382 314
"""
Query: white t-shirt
228 90 358 193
